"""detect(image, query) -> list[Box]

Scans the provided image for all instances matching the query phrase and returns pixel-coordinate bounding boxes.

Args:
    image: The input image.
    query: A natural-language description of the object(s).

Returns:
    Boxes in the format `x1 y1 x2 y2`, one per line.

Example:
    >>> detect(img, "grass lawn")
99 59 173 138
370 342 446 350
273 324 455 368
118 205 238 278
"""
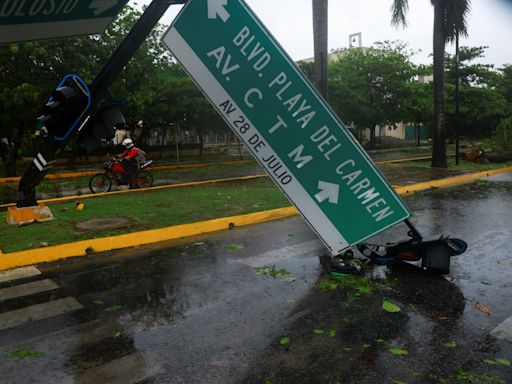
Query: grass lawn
0 178 289 253
0 161 263 202
400 158 512 171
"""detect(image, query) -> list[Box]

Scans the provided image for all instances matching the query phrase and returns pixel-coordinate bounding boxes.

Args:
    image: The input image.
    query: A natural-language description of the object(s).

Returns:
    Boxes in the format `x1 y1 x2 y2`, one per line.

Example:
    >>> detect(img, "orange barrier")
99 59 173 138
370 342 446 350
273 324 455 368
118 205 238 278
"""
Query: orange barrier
7 204 53 225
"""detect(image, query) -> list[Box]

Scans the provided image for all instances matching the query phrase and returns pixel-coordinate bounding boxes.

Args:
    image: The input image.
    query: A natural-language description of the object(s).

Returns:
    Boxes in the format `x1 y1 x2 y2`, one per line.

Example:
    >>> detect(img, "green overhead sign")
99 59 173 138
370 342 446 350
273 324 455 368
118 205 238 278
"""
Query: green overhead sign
162 0 411 255
0 0 129 44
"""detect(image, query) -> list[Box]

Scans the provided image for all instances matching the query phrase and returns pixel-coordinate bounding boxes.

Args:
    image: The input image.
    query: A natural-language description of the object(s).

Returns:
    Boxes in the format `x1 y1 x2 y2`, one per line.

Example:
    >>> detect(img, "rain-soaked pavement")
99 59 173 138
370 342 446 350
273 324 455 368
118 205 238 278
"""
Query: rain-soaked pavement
1 174 512 383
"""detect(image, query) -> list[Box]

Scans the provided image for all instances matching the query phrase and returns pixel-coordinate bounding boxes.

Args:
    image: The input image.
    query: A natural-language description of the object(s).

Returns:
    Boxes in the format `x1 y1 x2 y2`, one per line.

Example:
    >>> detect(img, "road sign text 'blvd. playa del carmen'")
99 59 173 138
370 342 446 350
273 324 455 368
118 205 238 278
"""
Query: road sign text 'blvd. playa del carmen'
0 0 129 44
163 0 411 255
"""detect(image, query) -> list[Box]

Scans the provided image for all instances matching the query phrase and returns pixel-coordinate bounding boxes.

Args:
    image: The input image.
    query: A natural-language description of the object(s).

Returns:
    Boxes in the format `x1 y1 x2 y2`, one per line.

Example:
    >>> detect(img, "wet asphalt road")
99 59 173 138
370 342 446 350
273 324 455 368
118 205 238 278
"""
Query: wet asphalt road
1 174 512 384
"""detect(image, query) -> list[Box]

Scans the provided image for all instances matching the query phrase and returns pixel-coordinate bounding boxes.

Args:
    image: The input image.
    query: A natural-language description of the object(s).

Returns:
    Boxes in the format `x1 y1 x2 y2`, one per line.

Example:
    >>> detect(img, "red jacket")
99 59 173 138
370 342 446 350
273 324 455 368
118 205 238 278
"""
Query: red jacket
121 147 139 160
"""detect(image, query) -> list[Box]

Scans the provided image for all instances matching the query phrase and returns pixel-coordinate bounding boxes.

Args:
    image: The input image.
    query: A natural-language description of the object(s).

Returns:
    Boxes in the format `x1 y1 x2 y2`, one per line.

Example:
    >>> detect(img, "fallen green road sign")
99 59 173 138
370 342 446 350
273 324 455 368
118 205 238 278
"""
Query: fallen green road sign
162 0 411 255
0 0 129 44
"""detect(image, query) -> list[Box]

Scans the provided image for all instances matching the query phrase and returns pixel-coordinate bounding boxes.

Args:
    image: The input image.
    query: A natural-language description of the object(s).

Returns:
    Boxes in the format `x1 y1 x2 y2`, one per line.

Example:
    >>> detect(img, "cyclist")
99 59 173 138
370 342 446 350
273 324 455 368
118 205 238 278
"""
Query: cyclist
119 138 140 188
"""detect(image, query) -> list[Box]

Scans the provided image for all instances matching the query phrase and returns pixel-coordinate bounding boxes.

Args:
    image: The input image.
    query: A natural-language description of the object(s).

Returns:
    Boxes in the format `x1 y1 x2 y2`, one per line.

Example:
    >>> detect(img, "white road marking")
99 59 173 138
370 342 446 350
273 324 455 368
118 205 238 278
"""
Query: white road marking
0 279 59 302
76 352 162 384
491 315 512 343
237 239 324 268
0 266 41 283
0 297 83 331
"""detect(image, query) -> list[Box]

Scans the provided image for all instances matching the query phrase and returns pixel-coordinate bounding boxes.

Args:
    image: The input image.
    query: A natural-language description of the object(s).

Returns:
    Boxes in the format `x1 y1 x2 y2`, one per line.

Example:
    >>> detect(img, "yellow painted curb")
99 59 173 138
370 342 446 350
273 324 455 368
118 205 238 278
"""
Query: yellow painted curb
376 155 431 164
0 176 21 184
0 206 298 271
375 153 455 164
0 160 253 185
394 166 512 195
0 154 450 185
0 165 511 271
0 174 268 209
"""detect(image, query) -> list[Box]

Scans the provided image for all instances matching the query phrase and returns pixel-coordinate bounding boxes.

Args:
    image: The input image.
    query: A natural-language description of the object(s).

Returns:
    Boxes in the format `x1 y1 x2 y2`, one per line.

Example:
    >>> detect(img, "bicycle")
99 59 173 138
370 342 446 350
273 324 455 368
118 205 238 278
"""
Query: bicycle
88 155 154 193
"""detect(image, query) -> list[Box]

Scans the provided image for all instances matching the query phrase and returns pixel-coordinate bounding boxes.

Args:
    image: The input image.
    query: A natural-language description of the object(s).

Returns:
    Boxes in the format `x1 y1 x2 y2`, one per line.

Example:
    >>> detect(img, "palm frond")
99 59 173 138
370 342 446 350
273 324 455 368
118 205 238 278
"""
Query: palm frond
445 0 471 41
391 0 409 27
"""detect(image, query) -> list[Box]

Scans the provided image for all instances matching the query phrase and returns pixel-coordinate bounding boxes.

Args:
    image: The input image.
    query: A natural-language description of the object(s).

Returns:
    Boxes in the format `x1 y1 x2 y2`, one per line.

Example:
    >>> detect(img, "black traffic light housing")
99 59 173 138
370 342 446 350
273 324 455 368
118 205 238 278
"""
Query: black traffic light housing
75 98 128 153
37 74 91 141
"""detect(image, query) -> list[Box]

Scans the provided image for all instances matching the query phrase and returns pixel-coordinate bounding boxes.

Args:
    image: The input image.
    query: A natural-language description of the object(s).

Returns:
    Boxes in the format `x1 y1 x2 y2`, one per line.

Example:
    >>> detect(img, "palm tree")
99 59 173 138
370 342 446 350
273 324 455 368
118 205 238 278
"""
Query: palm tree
391 0 471 168
312 0 329 100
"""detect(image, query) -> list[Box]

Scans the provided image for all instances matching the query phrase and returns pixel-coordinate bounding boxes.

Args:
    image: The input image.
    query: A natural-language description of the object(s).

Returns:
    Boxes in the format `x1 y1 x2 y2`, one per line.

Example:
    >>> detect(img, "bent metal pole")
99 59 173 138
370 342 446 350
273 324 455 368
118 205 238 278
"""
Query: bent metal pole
15 0 187 209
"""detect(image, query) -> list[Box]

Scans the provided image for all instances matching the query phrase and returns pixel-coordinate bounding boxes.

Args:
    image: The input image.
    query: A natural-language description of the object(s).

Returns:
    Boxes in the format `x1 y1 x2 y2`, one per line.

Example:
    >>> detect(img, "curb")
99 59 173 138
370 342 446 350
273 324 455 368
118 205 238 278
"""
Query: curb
0 160 253 185
0 207 297 271
0 155 452 185
1 166 511 271
393 166 512 195
374 153 456 165
0 175 268 209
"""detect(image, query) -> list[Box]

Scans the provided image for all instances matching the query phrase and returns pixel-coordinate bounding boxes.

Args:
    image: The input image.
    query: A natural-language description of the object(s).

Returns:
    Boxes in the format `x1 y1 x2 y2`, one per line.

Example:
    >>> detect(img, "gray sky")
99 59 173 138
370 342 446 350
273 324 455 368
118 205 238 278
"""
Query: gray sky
134 0 512 68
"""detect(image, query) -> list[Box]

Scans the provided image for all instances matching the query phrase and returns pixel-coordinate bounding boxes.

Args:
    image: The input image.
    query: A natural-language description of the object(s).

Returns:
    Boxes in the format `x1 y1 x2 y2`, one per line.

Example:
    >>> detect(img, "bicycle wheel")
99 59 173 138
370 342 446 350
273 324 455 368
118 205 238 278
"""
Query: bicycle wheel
134 170 153 189
89 173 112 193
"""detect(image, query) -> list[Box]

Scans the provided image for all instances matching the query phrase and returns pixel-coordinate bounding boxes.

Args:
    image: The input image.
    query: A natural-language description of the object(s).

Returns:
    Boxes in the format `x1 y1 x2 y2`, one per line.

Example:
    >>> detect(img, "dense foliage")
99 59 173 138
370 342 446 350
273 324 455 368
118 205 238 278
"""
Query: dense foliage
1 5 511 176
329 42 419 148
391 0 472 167
0 5 223 176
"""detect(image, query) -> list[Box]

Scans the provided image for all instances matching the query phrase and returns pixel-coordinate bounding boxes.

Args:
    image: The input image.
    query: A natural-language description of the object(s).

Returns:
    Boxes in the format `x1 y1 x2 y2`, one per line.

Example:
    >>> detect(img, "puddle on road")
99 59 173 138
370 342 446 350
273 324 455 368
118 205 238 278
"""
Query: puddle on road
2 179 512 383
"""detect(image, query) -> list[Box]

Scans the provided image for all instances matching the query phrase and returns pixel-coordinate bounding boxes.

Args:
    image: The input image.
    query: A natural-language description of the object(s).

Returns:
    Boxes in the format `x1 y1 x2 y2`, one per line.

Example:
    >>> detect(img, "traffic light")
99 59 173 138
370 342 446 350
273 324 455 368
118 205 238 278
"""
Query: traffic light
75 98 127 153
37 74 91 141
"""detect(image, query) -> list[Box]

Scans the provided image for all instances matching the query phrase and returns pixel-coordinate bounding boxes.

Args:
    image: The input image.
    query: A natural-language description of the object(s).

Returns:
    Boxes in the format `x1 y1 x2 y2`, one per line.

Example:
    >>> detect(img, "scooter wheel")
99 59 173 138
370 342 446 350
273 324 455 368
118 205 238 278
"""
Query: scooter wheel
331 256 363 274
447 238 468 256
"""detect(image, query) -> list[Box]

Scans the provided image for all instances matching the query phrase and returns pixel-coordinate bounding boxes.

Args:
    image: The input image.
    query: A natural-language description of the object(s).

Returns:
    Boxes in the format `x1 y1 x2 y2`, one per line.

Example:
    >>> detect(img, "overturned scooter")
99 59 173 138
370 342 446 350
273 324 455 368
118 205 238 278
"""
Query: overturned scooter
332 219 468 275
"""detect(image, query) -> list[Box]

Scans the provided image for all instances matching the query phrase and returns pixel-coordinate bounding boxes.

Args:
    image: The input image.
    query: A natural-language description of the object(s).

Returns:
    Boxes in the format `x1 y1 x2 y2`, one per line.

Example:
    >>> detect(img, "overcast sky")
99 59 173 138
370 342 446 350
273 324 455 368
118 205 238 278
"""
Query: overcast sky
134 0 512 68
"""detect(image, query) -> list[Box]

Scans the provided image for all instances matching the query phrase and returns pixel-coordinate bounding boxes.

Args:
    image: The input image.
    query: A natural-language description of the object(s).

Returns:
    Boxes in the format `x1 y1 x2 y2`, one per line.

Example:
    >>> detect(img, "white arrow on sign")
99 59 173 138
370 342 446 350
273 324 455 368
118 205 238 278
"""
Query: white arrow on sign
315 181 340 205
208 0 231 22
90 0 119 16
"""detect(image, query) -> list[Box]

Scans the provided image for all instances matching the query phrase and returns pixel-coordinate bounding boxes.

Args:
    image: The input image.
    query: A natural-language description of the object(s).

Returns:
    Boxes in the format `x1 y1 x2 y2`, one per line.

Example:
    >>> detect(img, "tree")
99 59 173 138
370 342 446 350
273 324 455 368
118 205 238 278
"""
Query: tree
391 0 471 168
498 64 512 116
402 70 433 146
0 5 168 175
312 0 329 99
329 41 417 148
444 46 507 139
172 73 226 157
491 117 512 153
0 38 97 176
0 4 231 175
297 60 315 83
99 5 171 130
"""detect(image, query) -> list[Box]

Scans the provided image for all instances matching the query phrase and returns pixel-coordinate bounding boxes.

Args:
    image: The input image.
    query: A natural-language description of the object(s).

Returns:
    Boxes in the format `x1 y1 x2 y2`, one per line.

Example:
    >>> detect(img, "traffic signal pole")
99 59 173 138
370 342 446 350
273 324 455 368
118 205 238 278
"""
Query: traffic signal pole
89 0 186 99
10 0 186 223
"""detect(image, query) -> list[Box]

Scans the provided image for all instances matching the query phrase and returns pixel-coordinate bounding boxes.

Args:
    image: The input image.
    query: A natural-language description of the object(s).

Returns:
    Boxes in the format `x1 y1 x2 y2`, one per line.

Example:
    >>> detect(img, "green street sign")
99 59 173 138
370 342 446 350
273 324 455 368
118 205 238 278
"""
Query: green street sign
162 0 411 255
0 0 129 44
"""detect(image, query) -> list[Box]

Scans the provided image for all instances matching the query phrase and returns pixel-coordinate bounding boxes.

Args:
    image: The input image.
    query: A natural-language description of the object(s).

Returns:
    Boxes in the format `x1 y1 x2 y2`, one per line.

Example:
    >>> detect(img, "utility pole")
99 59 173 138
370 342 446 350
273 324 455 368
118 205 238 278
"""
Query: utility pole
312 0 328 100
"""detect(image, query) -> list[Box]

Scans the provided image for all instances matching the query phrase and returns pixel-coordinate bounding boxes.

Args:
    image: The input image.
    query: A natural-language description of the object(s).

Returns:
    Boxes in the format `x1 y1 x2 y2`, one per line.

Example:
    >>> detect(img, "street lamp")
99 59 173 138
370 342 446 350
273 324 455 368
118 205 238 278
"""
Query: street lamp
455 32 461 165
